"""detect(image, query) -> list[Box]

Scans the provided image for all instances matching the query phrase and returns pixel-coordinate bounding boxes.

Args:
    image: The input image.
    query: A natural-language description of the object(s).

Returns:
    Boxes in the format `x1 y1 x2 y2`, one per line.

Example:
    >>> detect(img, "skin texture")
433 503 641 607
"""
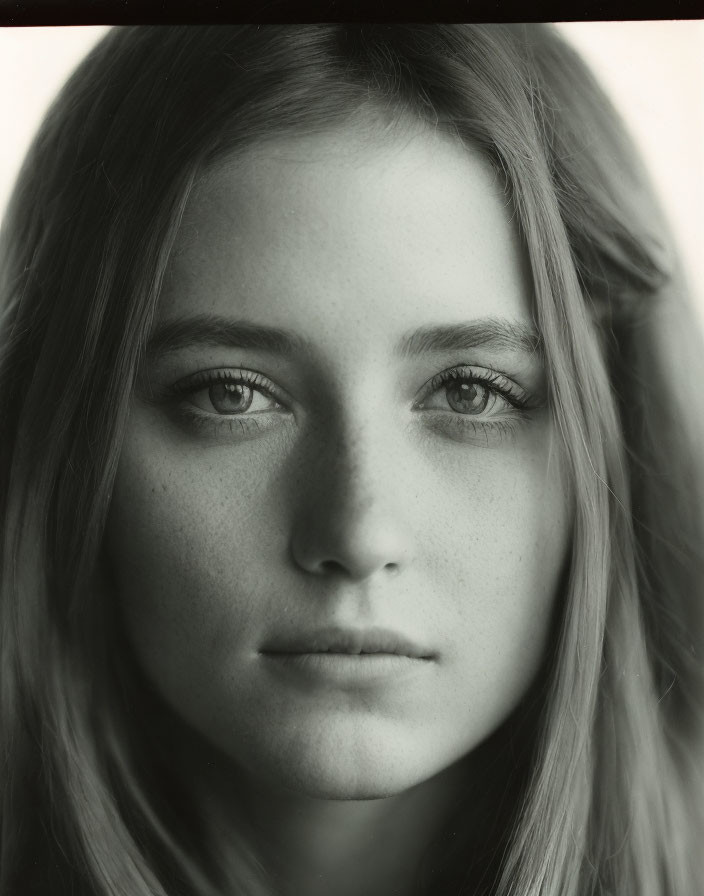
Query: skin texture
106 124 571 892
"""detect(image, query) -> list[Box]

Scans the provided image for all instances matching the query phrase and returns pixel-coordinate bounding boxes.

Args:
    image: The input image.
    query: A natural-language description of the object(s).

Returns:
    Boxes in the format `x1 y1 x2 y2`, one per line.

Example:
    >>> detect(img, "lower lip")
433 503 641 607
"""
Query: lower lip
261 652 432 687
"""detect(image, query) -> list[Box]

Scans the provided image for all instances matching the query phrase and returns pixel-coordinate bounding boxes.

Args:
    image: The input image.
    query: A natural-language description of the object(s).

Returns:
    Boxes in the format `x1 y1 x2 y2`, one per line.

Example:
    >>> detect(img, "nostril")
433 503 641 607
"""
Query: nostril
316 559 400 577
319 559 348 576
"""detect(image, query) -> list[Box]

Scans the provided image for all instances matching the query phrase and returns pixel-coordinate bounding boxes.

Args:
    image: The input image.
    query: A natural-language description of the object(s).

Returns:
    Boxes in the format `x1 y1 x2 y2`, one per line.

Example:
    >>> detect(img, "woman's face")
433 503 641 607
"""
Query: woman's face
106 125 570 799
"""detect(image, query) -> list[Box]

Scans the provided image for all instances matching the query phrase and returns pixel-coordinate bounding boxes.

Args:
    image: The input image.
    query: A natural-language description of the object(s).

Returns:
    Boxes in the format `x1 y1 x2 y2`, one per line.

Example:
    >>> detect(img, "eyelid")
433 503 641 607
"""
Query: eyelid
168 367 291 410
414 364 531 410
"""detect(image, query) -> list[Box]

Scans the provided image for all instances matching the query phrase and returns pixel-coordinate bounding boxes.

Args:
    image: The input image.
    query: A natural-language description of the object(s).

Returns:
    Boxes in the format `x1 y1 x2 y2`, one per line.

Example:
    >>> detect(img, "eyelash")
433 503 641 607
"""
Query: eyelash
165 365 537 441
416 365 530 410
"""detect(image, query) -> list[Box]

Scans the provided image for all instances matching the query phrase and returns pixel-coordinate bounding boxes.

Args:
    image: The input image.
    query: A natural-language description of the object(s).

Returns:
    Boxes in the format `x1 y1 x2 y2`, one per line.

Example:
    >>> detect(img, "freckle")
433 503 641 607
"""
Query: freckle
162 482 168 492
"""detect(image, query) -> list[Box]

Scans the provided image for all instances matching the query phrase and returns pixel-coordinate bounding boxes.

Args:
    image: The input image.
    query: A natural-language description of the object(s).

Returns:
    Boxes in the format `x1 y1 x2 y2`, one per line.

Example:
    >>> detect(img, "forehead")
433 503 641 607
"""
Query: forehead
159 125 532 346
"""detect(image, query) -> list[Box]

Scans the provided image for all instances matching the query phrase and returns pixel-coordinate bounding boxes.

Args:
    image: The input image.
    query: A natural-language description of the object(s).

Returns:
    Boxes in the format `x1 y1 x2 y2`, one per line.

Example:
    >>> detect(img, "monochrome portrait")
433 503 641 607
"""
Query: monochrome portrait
1 23 702 896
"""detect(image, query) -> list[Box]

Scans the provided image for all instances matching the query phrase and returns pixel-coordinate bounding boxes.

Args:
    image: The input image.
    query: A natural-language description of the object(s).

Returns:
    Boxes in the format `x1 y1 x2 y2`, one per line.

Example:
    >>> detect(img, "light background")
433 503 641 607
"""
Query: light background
1 22 703 327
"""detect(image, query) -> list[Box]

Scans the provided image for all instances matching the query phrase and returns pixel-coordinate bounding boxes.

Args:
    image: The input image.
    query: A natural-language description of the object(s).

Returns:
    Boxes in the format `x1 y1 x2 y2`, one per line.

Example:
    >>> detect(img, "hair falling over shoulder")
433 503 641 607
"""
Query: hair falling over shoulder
0 24 702 896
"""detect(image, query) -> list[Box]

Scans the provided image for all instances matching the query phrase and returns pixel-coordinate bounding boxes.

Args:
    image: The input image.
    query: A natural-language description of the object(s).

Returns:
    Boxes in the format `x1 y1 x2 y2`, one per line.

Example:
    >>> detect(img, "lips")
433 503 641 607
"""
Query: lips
260 626 434 660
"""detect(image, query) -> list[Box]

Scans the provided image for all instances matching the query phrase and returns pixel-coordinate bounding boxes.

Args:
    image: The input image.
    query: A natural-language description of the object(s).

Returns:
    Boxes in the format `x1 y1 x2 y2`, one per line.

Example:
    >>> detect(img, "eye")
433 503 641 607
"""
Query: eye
441 378 491 415
192 378 281 415
169 368 286 417
416 366 530 417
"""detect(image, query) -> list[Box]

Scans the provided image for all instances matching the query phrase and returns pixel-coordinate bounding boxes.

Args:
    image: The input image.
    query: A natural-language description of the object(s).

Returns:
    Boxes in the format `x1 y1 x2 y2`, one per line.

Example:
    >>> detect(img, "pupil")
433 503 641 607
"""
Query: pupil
446 380 487 414
209 382 253 414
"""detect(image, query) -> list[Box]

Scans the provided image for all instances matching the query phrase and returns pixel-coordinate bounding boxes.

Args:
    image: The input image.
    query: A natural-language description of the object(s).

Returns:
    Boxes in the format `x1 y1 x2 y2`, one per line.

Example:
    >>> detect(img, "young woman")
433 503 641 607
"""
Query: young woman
1 24 702 896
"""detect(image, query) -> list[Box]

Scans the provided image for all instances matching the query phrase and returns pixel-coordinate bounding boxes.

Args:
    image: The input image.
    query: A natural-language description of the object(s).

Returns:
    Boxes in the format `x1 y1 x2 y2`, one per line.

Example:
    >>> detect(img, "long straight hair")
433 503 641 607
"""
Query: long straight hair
1 25 702 896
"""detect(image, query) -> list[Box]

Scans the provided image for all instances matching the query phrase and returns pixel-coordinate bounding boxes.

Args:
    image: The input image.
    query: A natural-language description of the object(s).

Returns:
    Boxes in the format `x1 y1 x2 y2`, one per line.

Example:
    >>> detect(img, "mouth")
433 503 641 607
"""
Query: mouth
260 626 435 660
259 627 434 688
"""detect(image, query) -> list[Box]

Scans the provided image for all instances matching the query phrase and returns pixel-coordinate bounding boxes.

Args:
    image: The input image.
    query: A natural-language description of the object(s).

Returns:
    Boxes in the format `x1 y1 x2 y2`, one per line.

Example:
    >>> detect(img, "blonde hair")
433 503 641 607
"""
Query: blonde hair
1 24 702 895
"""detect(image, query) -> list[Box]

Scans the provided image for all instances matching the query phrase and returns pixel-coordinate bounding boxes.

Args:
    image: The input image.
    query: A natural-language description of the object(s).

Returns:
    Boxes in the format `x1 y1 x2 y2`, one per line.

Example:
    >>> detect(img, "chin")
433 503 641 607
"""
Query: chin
232 720 461 802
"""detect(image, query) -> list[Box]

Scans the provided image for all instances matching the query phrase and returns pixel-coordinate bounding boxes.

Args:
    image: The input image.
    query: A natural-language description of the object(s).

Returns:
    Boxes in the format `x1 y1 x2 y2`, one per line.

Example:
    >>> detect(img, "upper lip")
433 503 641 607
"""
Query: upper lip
260 626 434 659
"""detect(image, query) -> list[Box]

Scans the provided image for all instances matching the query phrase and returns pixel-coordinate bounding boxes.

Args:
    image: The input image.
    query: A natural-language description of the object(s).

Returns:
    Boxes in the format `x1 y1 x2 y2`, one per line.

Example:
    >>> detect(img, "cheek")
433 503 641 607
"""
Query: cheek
104 421 283 707
420 435 570 727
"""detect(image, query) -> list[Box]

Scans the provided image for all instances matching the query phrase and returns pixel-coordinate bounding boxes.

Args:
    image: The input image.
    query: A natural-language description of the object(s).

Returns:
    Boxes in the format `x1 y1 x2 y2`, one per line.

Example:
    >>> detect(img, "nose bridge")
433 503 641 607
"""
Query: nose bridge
288 411 413 580
328 418 387 508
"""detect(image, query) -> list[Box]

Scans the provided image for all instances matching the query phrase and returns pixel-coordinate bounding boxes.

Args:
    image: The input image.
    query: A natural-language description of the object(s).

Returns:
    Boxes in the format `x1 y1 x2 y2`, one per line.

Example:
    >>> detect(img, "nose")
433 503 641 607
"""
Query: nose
288 425 414 581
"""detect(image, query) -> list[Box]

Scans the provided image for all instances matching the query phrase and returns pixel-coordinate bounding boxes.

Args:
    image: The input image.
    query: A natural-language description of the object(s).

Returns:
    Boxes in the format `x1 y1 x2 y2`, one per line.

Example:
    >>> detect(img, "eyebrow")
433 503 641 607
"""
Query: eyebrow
144 313 541 362
145 315 311 361
396 318 541 357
